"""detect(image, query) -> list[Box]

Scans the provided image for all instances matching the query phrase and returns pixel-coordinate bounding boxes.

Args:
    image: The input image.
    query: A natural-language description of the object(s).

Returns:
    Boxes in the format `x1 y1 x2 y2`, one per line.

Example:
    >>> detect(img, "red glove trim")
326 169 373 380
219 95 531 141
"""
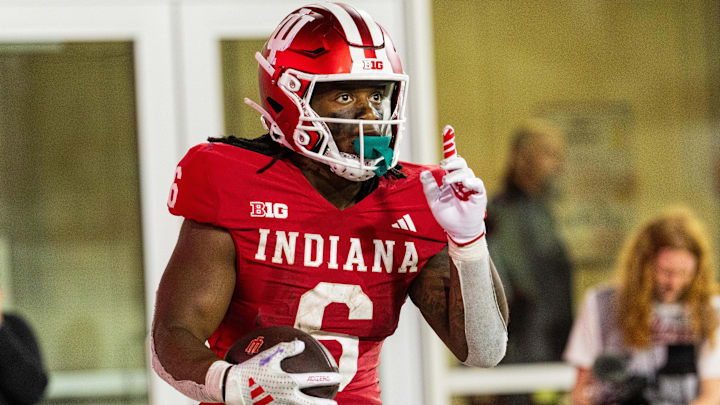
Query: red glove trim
448 231 486 247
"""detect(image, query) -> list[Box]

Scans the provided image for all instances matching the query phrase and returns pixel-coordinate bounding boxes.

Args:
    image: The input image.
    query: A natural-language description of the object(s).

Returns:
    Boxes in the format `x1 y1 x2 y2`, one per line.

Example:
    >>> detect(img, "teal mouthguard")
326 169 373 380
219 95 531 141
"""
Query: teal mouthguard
354 136 393 176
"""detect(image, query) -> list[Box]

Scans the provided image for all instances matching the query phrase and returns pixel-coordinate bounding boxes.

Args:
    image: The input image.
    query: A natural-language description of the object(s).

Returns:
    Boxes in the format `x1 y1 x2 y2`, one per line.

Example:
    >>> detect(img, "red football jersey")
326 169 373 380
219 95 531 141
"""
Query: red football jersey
168 142 447 404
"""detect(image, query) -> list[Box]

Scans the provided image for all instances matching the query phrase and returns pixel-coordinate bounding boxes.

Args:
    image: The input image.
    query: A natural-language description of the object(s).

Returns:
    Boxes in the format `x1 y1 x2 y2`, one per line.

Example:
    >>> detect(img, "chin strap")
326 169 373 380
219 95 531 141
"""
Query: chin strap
448 237 508 367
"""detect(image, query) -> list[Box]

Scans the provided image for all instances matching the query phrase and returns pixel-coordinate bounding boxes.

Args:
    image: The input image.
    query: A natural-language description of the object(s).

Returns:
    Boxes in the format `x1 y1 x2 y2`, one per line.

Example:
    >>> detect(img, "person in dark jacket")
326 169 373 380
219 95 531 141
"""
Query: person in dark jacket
487 118 573 364
0 288 48 405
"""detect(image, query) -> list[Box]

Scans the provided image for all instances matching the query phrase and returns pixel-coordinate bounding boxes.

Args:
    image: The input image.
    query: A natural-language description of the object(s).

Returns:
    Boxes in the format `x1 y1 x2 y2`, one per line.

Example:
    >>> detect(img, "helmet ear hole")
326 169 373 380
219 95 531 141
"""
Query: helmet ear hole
266 97 284 114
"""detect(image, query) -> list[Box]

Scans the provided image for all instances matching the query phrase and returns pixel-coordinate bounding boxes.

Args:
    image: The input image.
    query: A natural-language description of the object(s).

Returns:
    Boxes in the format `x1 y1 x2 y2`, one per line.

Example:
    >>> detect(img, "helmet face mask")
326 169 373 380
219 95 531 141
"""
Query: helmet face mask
308 80 396 136
244 3 409 181
304 78 403 180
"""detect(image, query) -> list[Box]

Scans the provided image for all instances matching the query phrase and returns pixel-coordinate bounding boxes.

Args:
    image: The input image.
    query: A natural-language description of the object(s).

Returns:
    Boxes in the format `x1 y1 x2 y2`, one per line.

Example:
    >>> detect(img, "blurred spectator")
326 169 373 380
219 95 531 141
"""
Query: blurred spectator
486 118 572 364
0 288 48 405
564 207 720 405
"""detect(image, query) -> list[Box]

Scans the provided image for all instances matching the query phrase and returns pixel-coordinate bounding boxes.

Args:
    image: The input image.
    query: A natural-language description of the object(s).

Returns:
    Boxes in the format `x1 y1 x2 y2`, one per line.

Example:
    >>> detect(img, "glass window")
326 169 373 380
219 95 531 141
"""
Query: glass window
0 41 147 404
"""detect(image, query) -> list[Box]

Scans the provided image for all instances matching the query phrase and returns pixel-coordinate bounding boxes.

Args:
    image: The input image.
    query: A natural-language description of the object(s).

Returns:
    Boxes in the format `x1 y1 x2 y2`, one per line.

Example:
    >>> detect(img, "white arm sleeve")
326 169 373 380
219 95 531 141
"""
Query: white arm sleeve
448 237 508 367
150 331 229 403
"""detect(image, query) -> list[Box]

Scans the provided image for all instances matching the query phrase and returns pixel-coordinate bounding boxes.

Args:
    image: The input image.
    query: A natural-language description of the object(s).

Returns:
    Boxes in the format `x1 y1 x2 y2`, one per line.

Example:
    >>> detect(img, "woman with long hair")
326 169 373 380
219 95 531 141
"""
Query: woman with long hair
564 207 720 405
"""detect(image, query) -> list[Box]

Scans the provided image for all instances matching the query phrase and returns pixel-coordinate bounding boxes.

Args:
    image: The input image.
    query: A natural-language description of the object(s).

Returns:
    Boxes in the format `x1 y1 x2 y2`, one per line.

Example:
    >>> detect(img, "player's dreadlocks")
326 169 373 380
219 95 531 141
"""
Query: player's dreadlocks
208 135 406 180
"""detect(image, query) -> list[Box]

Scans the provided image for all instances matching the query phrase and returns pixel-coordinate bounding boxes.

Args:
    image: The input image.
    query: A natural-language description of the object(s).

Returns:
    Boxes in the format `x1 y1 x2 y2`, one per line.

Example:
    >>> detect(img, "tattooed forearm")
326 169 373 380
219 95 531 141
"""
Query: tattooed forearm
409 248 469 361
411 270 450 334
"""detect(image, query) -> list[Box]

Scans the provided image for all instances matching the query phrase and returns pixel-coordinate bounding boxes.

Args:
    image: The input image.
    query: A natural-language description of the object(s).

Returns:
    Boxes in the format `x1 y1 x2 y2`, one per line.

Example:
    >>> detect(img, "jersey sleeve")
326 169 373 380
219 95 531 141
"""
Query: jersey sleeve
167 143 220 225
698 296 720 379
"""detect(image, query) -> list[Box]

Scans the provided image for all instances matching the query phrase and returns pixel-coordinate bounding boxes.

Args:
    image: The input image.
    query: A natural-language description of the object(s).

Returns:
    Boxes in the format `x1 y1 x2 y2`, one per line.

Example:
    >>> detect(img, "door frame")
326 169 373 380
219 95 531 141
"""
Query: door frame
0 1 186 403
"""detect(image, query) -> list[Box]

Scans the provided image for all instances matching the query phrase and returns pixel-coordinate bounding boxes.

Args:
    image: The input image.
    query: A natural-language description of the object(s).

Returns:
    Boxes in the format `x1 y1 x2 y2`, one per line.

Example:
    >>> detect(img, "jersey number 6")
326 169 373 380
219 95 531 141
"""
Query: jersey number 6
293 282 372 391
167 166 182 208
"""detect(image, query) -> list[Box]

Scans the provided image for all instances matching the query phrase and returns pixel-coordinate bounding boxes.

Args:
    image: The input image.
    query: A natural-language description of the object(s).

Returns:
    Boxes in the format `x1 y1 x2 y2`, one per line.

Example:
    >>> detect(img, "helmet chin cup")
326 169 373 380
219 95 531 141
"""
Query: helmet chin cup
329 152 375 181
326 149 379 182
330 161 376 182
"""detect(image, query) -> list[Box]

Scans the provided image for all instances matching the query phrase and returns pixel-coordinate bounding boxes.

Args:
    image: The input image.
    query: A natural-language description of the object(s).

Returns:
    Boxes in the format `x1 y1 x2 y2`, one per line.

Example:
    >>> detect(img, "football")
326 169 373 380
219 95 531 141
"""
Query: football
224 326 339 399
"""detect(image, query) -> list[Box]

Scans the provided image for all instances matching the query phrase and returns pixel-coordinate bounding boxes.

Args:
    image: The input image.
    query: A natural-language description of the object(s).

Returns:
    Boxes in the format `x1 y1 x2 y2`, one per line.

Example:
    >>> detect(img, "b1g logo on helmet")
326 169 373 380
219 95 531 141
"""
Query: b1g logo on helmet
250 201 289 219
362 60 383 70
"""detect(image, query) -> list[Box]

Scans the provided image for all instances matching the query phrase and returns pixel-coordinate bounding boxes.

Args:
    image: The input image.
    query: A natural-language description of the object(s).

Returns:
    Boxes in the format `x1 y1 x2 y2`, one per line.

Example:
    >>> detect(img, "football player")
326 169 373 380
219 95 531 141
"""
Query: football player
151 3 508 405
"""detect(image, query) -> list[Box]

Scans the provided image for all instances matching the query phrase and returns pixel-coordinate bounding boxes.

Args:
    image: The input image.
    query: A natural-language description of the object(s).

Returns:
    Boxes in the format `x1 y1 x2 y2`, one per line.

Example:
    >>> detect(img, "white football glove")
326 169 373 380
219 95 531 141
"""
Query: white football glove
224 340 341 405
420 156 487 245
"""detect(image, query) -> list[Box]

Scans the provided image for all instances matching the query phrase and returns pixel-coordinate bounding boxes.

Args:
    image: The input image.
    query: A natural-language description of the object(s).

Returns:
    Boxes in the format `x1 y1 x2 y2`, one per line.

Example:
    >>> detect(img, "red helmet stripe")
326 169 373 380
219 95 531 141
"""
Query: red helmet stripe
318 2 365 64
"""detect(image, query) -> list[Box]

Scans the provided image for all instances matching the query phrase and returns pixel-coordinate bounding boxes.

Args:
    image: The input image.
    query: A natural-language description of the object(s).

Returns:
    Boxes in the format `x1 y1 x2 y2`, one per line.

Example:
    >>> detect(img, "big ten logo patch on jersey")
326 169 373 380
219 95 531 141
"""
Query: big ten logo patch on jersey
245 336 265 355
250 202 289 219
